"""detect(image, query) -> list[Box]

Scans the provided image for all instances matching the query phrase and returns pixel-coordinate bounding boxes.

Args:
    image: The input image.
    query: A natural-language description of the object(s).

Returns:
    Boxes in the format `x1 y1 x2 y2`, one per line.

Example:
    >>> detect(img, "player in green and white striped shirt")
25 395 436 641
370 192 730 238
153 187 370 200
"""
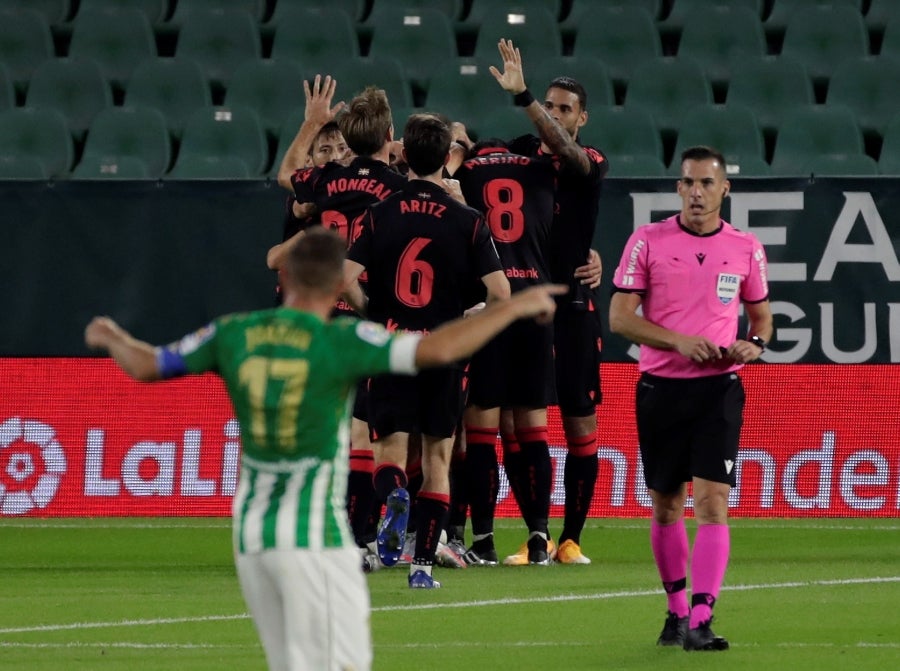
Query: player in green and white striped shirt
86 227 565 671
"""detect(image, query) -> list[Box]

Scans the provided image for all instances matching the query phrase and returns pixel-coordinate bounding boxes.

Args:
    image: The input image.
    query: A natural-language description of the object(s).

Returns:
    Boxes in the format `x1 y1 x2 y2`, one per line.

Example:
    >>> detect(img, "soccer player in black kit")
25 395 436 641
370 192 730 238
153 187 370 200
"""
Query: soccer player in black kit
344 114 509 588
496 39 610 566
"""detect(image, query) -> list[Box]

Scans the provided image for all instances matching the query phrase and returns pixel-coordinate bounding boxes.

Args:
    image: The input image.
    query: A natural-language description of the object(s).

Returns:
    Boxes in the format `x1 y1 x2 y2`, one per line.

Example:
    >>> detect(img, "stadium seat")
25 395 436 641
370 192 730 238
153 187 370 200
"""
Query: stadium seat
877 114 900 175
224 58 306 141
765 0 862 41
0 0 71 26
470 105 534 143
0 8 54 96
826 57 900 142
780 4 869 89
306 55 413 109
422 57 513 130
165 0 265 30
603 152 667 177
269 6 360 67
770 105 864 175
623 58 712 137
526 56 615 109
797 153 880 176
176 104 268 176
174 9 261 92
569 5 661 92
0 107 73 177
865 0 896 38
0 62 13 111
125 58 212 140
878 14 900 60
367 7 458 97
72 154 151 178
672 104 765 175
78 106 171 178
725 55 814 137
470 5 562 62
75 0 167 25
563 0 662 26
579 105 663 165
68 8 157 96
463 0 561 26
168 154 252 178
0 154 49 178
676 5 766 91
25 57 112 142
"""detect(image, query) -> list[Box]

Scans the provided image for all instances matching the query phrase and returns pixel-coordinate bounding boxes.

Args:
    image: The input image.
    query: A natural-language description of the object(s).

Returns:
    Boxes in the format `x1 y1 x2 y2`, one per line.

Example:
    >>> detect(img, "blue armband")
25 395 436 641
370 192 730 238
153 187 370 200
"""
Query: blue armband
156 346 188 379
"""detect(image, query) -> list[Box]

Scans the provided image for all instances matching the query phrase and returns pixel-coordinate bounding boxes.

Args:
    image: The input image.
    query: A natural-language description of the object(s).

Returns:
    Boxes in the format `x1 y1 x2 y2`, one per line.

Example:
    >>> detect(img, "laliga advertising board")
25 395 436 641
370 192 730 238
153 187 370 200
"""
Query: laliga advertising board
2 359 899 518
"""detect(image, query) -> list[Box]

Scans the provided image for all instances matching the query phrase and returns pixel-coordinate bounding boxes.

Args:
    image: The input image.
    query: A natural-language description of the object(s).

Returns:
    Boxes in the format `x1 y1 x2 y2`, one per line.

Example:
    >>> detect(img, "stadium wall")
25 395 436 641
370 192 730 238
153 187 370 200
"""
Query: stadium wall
2 177 899 518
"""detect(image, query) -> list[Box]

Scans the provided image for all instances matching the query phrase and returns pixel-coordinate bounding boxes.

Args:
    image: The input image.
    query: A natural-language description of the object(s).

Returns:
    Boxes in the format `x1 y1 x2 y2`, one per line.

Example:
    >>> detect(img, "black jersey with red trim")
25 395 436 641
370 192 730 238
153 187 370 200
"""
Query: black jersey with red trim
290 155 408 248
508 135 609 309
281 193 317 242
455 147 557 293
347 179 503 334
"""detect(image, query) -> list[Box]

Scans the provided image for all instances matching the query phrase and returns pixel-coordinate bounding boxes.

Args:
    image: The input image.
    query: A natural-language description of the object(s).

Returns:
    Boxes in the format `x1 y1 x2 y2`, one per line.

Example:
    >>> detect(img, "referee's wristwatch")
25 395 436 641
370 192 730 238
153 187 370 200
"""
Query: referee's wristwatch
748 335 767 351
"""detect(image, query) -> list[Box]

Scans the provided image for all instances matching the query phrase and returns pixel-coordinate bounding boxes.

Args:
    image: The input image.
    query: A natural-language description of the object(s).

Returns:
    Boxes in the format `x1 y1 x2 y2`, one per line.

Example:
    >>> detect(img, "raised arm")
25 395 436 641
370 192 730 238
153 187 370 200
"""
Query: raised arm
276 74 345 190
84 317 161 381
488 38 591 175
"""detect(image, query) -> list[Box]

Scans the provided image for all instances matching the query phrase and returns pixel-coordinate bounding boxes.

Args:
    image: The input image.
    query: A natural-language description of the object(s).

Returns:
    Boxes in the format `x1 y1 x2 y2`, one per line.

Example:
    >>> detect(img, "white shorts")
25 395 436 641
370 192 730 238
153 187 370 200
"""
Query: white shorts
235 547 372 671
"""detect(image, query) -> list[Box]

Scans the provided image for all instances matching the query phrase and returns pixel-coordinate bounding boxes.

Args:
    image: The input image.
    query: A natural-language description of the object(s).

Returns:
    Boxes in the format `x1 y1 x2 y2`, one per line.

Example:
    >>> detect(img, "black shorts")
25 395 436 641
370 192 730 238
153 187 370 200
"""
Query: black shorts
352 378 368 422
467 319 555 408
636 371 745 493
367 367 464 440
553 307 603 416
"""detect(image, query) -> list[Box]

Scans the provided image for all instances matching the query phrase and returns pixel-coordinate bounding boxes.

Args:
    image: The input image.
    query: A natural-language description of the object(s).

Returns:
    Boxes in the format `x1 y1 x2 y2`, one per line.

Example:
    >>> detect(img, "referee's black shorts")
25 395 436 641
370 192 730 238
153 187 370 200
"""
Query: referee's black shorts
636 371 745 493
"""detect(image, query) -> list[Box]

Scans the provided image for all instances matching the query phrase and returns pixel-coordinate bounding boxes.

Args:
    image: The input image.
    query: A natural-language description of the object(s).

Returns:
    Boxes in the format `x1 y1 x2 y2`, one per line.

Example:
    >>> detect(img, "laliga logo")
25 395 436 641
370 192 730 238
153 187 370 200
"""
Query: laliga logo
0 417 67 515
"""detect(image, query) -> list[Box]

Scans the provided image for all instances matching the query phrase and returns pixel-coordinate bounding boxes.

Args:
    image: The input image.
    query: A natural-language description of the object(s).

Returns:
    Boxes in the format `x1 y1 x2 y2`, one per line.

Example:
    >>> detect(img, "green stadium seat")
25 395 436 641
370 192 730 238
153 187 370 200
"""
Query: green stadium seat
0 154 49 178
878 14 900 60
0 62 13 111
623 57 712 137
125 57 212 140
0 0 71 26
765 0 862 40
75 0 167 25
269 7 359 68
72 154 151 178
302 55 412 109
725 55 814 136
0 107 73 177
168 154 252 178
463 0 561 25
826 56 900 141
865 0 897 37
68 8 156 96
367 7 458 97
269 0 366 23
672 104 765 174
166 0 265 30
660 0 763 34
569 6 661 91
579 105 662 164
470 105 533 143
176 104 268 176
471 5 562 62
604 152 667 177
564 0 662 26
25 57 112 141
79 106 171 178
174 9 261 92
770 104 864 175
877 114 900 175
365 0 463 22
224 58 305 141
0 8 54 96
780 4 868 89
527 56 615 109
798 153 880 176
422 57 512 131
676 6 766 91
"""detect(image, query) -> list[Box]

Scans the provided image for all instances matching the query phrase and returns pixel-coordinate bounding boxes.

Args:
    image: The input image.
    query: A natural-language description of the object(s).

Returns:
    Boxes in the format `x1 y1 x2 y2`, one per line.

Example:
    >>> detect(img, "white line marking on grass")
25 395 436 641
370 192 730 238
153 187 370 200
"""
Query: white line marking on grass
0 642 251 650
2 575 897 635
379 640 594 650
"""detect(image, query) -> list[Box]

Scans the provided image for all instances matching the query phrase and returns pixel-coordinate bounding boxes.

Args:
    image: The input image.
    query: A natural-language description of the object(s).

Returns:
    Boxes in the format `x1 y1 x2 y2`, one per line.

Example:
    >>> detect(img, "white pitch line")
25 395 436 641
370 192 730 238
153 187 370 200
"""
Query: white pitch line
1 575 898 635
0 641 251 650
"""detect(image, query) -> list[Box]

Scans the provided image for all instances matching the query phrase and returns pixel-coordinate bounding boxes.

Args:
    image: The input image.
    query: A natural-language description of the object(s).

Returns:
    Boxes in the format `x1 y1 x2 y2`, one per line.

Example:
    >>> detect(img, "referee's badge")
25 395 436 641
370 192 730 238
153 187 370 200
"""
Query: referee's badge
716 273 740 305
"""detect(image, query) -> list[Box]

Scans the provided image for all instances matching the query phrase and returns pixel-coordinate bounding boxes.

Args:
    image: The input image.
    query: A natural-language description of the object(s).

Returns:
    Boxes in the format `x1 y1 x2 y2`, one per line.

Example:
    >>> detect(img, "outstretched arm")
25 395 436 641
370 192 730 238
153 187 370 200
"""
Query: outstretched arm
84 317 161 381
488 38 590 175
276 74 345 190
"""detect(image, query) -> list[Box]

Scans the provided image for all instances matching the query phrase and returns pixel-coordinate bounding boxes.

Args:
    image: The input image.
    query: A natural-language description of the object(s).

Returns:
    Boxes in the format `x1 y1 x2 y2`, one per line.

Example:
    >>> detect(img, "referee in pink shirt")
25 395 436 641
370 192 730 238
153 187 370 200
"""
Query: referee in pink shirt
610 145 773 652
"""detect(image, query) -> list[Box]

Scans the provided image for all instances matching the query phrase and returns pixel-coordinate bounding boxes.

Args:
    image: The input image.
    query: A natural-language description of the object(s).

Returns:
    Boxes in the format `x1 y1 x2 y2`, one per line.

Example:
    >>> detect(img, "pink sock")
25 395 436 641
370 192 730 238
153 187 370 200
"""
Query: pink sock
689 523 731 628
650 519 690 618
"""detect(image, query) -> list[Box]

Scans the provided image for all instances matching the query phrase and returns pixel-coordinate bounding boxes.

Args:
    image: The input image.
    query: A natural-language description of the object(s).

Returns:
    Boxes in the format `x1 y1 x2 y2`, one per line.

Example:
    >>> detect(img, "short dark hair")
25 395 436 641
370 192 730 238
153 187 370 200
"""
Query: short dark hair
681 145 728 171
307 121 343 154
403 113 452 176
339 86 393 157
284 227 346 294
547 76 588 110
467 138 509 159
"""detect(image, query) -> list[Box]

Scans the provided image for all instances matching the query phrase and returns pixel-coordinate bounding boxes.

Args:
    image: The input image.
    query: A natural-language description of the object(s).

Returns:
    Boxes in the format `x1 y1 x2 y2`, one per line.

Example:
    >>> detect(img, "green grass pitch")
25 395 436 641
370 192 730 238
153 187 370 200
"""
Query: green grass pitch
1 517 897 670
